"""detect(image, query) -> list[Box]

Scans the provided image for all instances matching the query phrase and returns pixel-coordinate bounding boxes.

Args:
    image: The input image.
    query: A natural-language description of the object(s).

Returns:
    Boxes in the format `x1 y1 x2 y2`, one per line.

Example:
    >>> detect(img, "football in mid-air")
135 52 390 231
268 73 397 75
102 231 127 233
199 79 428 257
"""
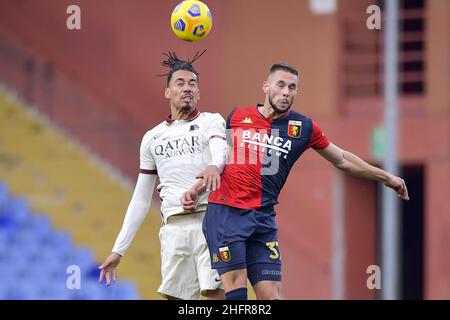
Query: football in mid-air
170 0 212 42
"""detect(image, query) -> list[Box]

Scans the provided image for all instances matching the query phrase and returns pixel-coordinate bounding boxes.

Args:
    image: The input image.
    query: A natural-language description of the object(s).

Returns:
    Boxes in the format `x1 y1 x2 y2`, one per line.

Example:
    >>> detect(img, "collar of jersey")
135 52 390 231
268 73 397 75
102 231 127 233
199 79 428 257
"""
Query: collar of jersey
165 108 200 125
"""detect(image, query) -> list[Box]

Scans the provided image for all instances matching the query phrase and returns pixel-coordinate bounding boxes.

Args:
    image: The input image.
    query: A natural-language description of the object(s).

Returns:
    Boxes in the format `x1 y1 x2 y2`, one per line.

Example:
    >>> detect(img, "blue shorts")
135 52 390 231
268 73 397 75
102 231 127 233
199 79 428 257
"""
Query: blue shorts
202 203 282 285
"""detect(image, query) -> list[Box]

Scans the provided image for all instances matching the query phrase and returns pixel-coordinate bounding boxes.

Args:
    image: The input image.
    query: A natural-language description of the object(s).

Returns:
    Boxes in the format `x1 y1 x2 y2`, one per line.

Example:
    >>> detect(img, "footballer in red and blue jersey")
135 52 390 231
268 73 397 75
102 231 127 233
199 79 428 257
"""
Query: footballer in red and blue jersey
210 105 329 209
201 64 408 300
203 104 329 285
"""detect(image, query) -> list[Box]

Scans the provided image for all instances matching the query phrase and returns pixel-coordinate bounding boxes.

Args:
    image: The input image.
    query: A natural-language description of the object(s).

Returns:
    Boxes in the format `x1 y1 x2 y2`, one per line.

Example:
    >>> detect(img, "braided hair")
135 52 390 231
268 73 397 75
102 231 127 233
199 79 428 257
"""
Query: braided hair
159 49 207 86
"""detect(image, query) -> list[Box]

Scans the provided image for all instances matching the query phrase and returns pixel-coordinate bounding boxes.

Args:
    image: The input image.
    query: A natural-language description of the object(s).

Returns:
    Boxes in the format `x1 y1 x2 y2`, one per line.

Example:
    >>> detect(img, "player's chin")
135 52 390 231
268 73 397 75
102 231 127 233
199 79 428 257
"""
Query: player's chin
275 104 290 113
179 104 193 113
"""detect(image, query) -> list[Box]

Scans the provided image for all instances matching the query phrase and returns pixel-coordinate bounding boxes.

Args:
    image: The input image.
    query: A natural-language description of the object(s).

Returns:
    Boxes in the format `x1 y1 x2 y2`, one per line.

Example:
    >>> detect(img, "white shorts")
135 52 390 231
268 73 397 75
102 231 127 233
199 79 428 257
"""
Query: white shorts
157 211 222 300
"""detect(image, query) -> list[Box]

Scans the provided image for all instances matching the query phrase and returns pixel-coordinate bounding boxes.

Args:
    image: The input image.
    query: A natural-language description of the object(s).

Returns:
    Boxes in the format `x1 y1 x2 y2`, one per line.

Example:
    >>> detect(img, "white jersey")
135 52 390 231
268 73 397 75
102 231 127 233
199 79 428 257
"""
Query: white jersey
140 111 226 223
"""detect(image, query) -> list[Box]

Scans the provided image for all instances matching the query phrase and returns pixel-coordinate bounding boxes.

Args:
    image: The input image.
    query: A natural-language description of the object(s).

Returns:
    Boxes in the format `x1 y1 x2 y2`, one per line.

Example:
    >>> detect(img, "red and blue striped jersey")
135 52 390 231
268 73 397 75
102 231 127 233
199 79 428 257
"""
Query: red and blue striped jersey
208 105 329 209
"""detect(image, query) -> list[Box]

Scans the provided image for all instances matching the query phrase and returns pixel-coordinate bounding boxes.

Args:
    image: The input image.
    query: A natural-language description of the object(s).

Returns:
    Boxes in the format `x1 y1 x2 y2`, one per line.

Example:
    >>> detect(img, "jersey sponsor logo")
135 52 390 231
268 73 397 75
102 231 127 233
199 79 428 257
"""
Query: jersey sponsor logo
219 246 231 262
154 135 202 159
240 129 292 160
288 120 302 138
240 117 253 124
226 128 295 175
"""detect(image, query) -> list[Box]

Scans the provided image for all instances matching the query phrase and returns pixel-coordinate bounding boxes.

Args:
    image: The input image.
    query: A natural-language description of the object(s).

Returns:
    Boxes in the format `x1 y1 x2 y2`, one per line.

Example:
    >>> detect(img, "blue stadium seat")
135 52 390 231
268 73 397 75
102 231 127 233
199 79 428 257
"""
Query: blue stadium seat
24 260 59 281
0 283 10 300
42 230 72 252
0 260 12 279
0 218 17 236
43 281 72 300
70 281 108 300
8 238 40 261
65 246 95 272
0 181 9 210
23 214 52 242
35 246 67 272
6 250 30 279
11 279 45 300
85 264 101 281
0 200 18 234
109 281 140 300
0 182 141 300
7 198 29 225
0 231 11 254
10 227 40 245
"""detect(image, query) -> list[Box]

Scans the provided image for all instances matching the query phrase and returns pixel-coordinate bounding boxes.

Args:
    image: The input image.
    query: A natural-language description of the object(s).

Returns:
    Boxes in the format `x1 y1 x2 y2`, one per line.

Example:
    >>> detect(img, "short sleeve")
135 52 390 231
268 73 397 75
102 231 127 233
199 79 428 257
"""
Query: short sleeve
206 113 226 140
307 120 330 150
139 132 157 174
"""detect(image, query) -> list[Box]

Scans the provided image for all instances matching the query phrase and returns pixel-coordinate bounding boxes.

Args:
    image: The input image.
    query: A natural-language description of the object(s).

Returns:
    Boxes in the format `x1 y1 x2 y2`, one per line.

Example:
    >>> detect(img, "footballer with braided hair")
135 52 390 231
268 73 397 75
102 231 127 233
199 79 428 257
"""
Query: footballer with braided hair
99 51 226 300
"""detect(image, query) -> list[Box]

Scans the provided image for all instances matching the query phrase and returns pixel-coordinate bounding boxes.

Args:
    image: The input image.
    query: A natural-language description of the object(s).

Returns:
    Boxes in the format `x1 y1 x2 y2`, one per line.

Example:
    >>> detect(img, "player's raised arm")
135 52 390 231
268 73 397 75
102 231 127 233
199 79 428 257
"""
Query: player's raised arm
197 135 227 191
181 141 227 210
315 143 409 200
181 113 227 210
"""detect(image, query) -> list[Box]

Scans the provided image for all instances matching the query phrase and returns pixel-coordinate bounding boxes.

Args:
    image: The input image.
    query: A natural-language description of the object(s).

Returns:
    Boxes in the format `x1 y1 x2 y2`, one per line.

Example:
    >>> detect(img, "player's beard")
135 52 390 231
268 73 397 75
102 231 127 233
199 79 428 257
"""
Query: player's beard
178 94 195 114
175 104 192 118
269 96 293 114
179 104 192 113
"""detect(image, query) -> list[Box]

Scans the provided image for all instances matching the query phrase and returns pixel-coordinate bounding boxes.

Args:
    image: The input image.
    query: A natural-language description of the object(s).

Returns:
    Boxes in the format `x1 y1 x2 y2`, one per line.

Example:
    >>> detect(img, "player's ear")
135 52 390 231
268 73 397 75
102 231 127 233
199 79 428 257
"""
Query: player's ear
263 80 269 94
165 88 171 99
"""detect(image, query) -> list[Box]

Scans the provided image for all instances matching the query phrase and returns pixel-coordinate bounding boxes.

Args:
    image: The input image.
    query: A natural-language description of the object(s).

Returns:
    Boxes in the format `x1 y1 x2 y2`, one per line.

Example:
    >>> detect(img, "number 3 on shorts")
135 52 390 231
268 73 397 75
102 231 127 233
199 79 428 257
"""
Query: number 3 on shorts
266 241 280 259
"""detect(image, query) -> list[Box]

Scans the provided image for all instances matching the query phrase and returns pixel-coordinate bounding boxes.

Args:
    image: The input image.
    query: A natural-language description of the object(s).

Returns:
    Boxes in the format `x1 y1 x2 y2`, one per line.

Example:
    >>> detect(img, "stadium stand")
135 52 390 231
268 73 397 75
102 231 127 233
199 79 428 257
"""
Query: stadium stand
0 87 163 299
0 184 139 299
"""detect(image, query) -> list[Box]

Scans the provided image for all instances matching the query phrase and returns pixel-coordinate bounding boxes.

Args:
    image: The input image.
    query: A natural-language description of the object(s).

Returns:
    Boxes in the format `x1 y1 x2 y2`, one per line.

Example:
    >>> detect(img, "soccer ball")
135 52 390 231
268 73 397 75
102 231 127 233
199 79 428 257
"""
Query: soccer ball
170 0 212 42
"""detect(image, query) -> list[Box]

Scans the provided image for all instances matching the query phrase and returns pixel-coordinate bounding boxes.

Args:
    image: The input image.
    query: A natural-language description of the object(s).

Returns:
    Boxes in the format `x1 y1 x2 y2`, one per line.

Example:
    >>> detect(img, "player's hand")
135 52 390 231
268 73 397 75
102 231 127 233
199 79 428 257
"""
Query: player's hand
98 252 122 286
196 165 221 192
181 188 199 211
384 174 409 200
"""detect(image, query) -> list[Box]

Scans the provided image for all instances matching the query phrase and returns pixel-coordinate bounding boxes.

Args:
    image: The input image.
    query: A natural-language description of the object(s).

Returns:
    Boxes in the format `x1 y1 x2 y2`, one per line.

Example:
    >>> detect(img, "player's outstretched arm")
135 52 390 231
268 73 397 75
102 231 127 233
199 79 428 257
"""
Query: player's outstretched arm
98 173 157 285
316 143 409 200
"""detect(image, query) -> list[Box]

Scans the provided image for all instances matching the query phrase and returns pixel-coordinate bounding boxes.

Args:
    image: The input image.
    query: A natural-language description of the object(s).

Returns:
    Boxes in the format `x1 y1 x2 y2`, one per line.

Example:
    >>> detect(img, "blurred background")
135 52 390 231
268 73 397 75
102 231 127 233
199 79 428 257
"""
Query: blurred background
0 0 449 300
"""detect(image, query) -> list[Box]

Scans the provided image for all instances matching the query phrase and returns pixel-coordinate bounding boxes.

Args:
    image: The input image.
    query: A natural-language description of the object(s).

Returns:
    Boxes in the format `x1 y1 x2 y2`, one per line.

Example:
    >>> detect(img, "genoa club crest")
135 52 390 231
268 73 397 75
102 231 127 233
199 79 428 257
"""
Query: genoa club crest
288 120 302 138
219 246 231 262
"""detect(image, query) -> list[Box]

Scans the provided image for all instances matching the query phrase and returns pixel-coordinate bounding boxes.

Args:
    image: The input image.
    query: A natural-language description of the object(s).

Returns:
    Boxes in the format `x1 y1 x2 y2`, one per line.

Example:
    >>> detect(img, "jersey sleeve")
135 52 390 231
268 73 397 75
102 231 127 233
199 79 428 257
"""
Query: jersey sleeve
112 173 156 256
206 113 226 140
307 120 330 150
139 131 157 174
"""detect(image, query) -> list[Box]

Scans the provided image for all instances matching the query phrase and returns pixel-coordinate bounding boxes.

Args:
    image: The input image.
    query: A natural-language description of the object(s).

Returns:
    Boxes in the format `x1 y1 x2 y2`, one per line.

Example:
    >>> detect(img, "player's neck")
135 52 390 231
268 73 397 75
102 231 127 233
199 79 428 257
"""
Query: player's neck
170 106 196 121
259 104 286 120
